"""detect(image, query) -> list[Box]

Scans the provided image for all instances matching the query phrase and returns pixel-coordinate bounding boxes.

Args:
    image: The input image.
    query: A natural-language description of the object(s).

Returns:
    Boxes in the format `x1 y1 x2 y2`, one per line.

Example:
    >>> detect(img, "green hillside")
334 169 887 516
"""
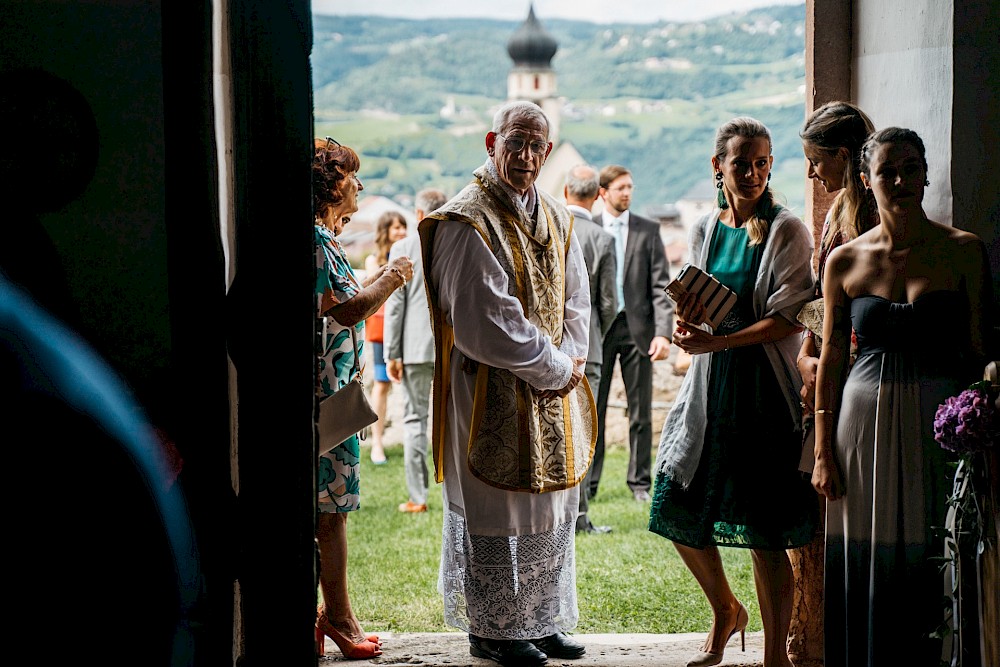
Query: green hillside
312 4 807 213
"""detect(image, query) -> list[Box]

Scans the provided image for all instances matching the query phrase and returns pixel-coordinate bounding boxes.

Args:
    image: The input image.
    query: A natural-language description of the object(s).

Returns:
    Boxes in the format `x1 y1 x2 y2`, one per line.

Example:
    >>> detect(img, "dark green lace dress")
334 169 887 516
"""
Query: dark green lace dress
649 222 816 549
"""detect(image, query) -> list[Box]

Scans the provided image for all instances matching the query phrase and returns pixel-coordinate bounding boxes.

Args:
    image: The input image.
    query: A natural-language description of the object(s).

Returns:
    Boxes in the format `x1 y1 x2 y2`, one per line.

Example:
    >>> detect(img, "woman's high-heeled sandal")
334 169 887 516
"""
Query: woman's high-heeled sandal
315 608 382 659
685 601 748 667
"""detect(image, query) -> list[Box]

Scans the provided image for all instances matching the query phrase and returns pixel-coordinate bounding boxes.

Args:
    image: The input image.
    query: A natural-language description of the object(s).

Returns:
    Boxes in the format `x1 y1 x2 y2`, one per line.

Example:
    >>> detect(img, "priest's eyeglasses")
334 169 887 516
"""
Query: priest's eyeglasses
497 134 549 156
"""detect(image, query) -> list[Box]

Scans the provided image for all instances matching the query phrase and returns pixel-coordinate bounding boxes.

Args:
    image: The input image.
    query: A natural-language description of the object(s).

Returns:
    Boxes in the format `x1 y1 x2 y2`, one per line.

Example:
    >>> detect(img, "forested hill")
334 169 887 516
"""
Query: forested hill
311 4 808 213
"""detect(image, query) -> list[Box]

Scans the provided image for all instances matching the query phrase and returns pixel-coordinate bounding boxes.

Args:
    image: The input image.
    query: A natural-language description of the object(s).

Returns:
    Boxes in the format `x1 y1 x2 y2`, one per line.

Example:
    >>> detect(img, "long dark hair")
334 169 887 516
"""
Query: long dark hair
374 211 406 266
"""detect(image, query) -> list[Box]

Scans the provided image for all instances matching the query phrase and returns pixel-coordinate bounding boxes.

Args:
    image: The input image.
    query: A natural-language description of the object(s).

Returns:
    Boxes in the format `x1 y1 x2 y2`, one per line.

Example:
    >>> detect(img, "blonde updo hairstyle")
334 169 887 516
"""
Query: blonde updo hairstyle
800 101 877 246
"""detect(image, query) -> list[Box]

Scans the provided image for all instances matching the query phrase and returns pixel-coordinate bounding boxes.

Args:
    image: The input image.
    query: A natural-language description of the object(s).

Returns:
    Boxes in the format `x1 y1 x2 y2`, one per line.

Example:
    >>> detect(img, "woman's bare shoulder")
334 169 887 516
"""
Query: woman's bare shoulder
826 231 868 264
926 219 983 246
824 228 881 289
925 220 987 265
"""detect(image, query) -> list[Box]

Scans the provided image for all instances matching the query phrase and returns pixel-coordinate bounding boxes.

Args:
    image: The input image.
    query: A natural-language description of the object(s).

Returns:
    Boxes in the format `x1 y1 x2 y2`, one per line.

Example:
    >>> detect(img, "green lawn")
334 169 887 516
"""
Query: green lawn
346 443 761 635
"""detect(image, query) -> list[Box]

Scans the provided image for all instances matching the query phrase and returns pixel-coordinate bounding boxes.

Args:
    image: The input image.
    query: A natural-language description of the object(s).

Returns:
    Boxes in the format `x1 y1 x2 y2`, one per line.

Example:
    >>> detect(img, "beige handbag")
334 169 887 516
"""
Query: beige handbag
796 297 824 338
795 297 825 474
318 323 377 455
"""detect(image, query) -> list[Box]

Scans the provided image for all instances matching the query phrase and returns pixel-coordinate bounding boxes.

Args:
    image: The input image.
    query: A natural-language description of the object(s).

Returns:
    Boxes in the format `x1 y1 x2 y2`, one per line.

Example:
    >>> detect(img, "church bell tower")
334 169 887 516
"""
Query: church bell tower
506 4 561 143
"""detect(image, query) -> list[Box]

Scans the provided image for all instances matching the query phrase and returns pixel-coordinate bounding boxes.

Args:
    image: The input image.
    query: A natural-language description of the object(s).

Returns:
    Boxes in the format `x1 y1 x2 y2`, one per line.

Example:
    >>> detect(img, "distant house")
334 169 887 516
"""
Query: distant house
536 141 587 201
645 203 688 270
337 196 417 267
664 179 718 269
676 178 717 230
645 203 681 226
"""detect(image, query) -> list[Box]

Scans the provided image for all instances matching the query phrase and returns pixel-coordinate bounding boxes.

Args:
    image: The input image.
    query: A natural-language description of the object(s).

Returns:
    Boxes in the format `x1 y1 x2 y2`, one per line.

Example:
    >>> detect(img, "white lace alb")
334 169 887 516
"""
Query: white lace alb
438 509 579 639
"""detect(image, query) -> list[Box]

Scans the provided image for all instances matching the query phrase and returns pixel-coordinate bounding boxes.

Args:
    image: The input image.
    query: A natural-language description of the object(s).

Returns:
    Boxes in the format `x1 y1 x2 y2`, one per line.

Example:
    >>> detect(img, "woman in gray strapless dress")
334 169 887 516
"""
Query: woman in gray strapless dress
811 128 993 667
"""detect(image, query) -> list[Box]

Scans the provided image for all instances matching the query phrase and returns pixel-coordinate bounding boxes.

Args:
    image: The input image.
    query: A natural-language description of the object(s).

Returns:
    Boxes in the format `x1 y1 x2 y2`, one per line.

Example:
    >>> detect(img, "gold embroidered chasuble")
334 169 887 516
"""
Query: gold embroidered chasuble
419 167 596 493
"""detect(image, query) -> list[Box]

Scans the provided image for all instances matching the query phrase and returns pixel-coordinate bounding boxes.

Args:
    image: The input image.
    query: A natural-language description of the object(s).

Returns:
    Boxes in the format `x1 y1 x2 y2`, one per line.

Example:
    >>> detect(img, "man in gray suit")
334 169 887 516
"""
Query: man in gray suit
592 164 673 503
384 187 448 513
565 164 618 534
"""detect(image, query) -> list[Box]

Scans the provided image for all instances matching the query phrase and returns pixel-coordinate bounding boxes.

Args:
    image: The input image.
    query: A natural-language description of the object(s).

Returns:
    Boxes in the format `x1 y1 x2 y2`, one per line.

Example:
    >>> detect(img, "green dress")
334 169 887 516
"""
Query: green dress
649 222 816 549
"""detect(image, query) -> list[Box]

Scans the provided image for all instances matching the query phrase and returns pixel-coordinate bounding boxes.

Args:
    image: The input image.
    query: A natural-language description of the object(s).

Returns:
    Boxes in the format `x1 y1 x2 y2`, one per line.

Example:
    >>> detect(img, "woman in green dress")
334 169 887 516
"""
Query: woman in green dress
650 117 817 667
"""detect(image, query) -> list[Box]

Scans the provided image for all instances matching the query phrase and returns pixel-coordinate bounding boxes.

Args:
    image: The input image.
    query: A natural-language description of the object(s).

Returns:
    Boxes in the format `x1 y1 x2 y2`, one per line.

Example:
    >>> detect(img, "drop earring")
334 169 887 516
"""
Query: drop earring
715 172 728 209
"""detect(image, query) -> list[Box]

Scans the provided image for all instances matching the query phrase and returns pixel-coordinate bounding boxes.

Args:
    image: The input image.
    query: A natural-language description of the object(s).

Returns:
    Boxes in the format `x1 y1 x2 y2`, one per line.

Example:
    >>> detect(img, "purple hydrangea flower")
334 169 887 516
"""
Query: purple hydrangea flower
934 387 999 454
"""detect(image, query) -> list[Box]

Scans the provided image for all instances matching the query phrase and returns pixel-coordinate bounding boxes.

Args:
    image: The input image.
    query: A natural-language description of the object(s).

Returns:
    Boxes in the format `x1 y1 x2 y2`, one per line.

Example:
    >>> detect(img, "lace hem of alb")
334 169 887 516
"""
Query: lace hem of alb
438 509 578 639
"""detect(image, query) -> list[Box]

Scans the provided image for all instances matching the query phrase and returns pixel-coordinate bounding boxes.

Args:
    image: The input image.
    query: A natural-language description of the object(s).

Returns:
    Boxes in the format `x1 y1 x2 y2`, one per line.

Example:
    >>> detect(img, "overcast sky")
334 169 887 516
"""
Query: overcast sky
312 0 805 24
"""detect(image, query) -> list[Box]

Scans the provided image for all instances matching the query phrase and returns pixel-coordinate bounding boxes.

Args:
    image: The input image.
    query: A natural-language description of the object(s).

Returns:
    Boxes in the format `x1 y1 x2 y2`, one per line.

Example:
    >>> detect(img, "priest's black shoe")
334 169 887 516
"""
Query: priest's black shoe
531 632 587 659
469 634 548 666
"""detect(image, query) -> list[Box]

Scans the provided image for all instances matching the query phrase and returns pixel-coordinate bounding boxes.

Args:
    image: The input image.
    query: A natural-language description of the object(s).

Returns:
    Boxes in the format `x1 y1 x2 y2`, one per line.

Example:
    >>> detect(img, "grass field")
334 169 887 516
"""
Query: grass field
346 443 761 635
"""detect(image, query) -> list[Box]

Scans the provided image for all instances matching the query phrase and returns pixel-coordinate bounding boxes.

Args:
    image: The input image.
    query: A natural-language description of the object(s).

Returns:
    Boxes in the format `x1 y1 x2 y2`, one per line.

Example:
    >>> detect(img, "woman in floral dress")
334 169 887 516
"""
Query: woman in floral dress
313 137 413 659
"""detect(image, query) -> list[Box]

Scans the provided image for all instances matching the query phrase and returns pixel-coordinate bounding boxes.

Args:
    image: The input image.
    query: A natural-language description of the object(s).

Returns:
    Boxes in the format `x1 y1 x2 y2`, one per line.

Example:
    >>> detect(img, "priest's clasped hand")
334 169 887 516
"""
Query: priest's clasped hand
535 356 586 400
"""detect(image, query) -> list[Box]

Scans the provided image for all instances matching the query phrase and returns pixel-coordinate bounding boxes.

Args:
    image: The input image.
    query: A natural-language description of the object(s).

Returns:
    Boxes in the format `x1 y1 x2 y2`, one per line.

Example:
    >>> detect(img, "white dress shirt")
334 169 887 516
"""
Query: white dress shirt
602 209 629 311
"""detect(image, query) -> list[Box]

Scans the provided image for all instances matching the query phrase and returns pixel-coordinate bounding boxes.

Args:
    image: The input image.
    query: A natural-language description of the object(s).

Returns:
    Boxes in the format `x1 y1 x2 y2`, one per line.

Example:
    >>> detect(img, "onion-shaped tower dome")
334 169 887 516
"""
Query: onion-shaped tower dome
506 4 558 68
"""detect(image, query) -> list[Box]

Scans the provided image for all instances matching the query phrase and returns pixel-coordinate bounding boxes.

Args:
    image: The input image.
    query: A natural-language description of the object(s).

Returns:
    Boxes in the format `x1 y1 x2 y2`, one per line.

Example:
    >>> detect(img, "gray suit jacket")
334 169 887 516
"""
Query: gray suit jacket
595 210 673 351
569 205 618 365
383 234 434 365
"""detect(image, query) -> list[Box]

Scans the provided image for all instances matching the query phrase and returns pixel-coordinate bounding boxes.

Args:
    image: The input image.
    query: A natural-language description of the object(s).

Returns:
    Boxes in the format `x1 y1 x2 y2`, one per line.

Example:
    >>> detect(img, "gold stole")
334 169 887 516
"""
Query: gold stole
420 174 596 493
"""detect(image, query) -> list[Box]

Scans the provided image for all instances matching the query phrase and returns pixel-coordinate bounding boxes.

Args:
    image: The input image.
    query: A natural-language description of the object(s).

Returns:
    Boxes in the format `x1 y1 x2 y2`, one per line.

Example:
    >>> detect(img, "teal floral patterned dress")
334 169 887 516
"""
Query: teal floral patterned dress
315 225 365 513
649 222 816 549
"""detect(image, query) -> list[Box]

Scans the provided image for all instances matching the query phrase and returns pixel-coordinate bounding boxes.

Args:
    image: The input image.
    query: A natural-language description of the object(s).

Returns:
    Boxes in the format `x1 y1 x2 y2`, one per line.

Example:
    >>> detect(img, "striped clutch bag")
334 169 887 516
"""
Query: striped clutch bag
664 263 738 330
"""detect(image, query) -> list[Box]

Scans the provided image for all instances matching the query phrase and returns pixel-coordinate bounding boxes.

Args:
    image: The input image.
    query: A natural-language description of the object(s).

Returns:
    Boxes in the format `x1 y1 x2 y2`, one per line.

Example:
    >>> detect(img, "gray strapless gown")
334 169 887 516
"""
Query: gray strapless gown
825 291 979 667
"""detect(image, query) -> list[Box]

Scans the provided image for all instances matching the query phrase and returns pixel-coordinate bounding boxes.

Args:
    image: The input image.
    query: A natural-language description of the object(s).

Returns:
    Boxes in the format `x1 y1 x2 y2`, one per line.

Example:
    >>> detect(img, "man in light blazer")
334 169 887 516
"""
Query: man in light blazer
564 164 618 535
384 187 448 513
592 164 673 502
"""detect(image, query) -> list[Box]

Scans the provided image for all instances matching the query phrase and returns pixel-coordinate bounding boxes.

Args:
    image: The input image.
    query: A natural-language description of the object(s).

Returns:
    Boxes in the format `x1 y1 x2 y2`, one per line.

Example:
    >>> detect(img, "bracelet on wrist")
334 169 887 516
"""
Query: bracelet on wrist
814 409 835 415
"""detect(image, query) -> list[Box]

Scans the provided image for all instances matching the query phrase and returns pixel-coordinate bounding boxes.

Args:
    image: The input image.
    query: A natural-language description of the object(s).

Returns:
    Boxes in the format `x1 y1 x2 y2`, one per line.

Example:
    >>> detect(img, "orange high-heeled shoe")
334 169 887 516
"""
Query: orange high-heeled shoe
315 608 382 659
685 601 748 667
